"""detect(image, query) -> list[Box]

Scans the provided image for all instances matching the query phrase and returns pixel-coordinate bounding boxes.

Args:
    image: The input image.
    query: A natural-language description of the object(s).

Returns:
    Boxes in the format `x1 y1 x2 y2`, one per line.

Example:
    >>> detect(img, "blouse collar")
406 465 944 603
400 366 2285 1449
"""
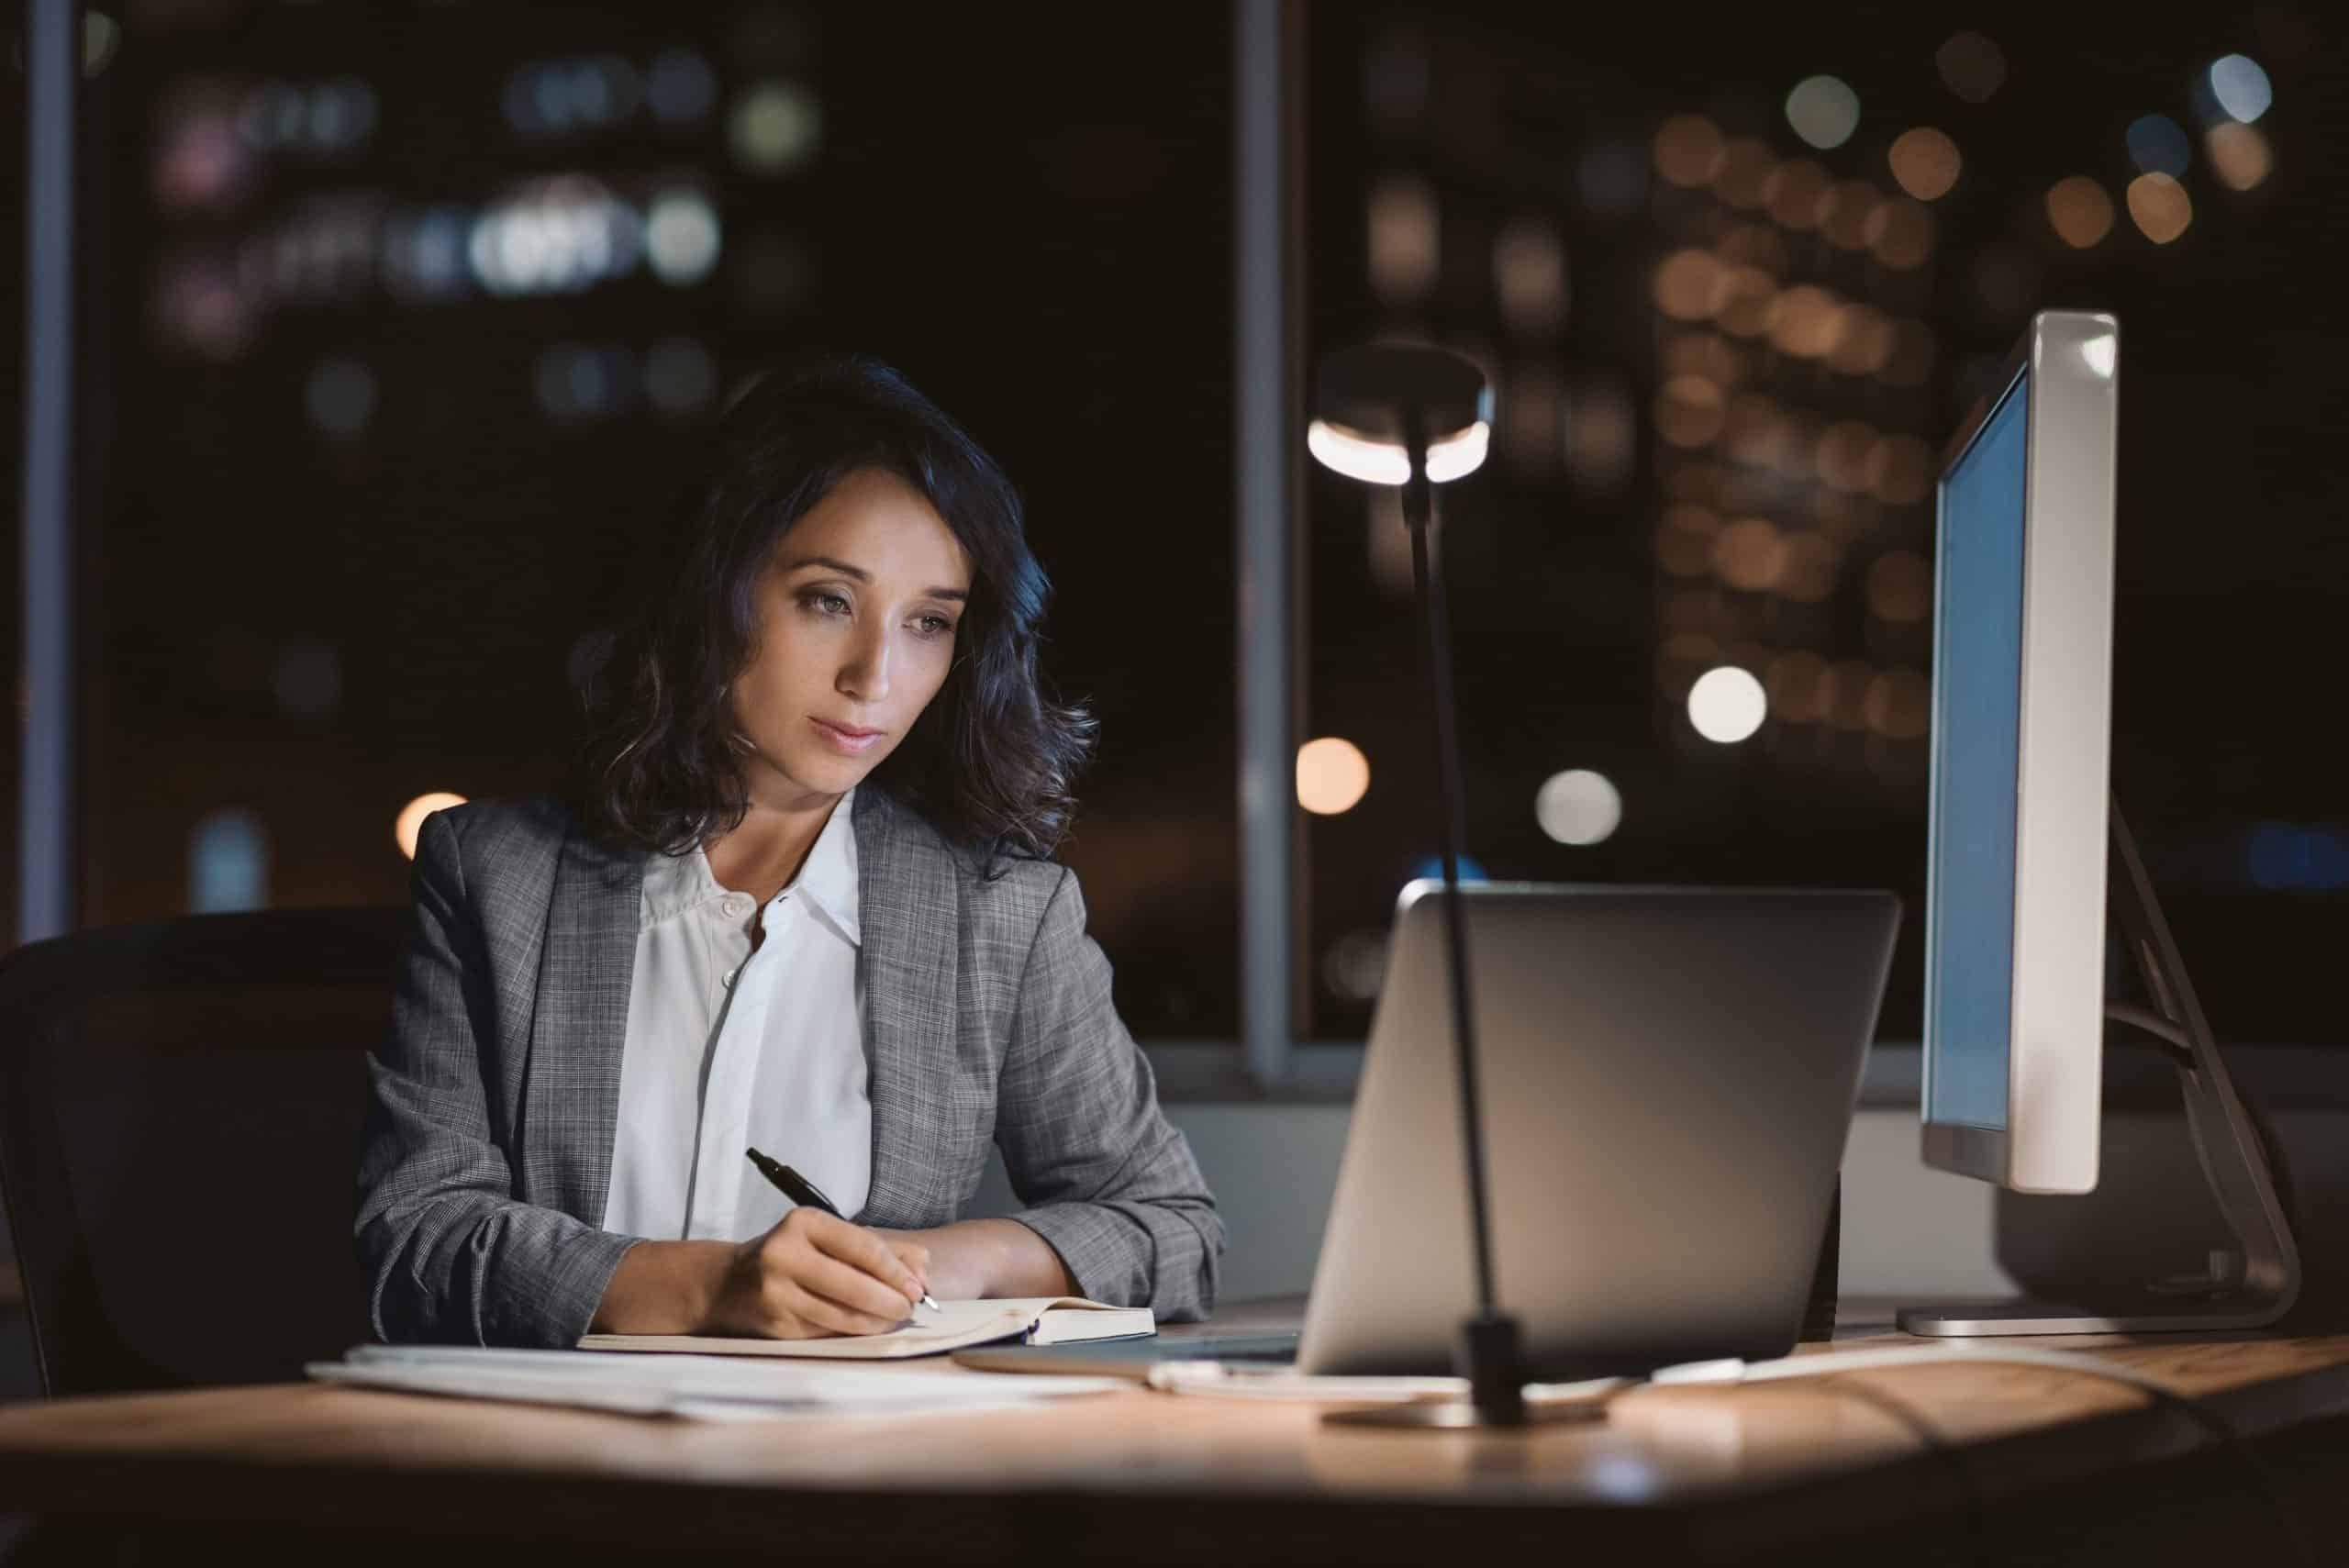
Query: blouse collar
640 785 861 945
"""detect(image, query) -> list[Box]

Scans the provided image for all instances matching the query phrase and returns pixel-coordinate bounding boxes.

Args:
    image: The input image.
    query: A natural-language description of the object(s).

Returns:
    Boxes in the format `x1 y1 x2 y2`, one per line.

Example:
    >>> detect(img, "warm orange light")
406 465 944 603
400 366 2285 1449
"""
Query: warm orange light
2205 122 2273 191
1763 159 1828 230
1887 128 1962 201
1713 138 1776 209
1712 517 1787 593
1653 114 1724 188
2045 177 2115 248
1864 199 1936 269
1296 738 1371 816
1818 180 1879 250
1663 332 1742 386
1714 265 1776 338
1652 249 1725 321
2126 172 2193 244
1654 376 1726 448
395 792 468 861
1826 305 1894 375
1765 284 1842 359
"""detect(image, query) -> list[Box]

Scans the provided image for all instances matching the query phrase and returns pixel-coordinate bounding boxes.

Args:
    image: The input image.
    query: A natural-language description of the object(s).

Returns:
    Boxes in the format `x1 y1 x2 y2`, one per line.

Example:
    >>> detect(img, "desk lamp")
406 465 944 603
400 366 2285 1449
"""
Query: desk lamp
1307 345 1575 1429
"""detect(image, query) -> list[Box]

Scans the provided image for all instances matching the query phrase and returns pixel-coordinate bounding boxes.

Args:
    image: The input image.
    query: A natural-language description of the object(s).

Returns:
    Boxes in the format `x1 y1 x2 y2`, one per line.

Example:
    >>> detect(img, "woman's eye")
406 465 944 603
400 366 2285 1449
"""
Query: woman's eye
914 614 956 638
798 590 851 617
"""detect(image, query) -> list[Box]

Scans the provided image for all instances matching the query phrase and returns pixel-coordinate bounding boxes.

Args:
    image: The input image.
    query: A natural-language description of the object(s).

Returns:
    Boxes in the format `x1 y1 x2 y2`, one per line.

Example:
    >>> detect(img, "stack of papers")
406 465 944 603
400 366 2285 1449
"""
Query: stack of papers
307 1343 1126 1421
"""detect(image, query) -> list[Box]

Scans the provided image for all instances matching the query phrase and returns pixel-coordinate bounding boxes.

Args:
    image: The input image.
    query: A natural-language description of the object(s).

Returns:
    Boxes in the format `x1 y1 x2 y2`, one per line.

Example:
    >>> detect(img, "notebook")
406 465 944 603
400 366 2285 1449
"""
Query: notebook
309 1344 1127 1419
577 1297 1155 1361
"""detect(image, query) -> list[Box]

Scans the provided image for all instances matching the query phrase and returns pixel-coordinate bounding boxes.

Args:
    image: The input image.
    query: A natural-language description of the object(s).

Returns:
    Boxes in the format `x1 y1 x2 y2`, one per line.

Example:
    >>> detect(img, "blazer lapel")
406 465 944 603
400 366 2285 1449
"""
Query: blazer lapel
852 788 959 1229
520 823 646 1224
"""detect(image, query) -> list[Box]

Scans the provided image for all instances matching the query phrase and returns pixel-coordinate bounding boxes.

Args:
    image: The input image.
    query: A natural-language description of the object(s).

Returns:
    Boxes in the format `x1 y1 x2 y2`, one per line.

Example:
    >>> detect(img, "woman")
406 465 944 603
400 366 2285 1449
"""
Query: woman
356 354 1221 1348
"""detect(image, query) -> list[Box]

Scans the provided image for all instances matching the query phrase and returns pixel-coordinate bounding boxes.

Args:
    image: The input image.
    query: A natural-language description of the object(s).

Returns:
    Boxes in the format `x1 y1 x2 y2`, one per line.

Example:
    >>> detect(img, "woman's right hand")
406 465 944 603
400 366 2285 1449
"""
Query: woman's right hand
703 1207 932 1339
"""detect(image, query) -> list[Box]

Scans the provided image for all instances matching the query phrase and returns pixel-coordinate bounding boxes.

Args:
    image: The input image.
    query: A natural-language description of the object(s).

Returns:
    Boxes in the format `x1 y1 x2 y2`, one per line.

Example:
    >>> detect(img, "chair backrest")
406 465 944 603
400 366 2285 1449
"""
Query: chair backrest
0 907 410 1396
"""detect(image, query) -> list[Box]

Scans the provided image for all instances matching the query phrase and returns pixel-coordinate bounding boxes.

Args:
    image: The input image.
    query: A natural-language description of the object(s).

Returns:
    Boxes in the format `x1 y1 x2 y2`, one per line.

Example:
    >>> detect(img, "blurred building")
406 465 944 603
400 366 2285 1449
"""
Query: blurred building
17 1 1241 1037
1297 5 2337 1043
5 1 2348 1057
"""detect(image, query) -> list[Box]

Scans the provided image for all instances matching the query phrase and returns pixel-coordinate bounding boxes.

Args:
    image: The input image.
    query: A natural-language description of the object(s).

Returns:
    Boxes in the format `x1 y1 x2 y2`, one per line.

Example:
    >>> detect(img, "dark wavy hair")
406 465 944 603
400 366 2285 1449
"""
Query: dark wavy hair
572 352 1096 867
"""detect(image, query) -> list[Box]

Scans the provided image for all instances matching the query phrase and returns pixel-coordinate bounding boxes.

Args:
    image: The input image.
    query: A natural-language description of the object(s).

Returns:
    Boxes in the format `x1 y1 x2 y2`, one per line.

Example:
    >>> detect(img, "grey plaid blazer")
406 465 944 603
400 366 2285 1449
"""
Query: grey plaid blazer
356 787 1221 1347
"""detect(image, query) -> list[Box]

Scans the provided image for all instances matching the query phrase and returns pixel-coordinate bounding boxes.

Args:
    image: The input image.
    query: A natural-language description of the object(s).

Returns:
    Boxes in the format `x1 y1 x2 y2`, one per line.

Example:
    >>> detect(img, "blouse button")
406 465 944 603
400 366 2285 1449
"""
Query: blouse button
722 968 738 987
722 893 752 919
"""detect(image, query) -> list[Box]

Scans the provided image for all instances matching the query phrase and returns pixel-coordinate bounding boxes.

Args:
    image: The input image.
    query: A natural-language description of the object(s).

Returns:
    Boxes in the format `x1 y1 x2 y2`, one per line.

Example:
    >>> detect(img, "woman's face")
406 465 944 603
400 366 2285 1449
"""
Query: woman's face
728 466 974 806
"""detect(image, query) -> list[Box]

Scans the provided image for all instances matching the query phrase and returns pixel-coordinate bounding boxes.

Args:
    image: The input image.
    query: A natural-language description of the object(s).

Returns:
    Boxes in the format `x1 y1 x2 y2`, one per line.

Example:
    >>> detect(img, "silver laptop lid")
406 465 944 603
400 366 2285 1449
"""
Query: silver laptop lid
1297 884 1898 1378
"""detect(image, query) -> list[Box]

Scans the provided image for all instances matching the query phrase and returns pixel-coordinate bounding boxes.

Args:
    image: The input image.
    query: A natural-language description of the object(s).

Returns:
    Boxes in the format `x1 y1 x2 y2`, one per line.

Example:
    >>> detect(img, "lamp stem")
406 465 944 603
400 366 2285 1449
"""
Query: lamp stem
1403 426 1523 1425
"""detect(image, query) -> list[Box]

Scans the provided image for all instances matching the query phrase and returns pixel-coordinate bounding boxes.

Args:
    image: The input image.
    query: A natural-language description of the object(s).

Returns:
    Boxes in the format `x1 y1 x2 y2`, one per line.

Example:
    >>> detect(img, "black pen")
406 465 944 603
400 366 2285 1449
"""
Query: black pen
745 1146 941 1312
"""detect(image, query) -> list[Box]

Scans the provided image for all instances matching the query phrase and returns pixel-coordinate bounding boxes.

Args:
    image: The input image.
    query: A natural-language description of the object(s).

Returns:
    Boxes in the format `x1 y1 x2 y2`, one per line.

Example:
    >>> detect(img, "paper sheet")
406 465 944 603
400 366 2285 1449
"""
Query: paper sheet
576 1296 1152 1360
311 1344 1125 1420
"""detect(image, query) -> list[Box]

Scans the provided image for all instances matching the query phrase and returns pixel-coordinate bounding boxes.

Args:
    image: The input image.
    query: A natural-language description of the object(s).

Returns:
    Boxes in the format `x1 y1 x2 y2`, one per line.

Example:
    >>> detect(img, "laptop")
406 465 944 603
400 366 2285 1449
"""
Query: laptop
960 884 1899 1380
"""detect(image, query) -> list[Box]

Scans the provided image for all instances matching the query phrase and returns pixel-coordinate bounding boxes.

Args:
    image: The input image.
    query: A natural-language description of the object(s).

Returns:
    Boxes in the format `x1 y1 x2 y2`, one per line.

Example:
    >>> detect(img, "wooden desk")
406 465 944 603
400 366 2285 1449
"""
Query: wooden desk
1 1304 2344 1566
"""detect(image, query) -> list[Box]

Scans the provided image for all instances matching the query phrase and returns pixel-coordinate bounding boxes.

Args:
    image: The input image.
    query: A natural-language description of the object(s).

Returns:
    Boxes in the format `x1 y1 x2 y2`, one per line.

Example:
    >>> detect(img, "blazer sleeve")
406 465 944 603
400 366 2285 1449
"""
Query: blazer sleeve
993 868 1224 1321
354 809 638 1346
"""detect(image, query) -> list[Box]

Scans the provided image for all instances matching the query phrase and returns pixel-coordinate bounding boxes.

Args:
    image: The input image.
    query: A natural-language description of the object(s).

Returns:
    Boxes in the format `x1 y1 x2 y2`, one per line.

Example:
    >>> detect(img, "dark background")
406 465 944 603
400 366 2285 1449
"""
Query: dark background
5 1 1242 1036
5 1 2347 1051
1297 2 2349 1042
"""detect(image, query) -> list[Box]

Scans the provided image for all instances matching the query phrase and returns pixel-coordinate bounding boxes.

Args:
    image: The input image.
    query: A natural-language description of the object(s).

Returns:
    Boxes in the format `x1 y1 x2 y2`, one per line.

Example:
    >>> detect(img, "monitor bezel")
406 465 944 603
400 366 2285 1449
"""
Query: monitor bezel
1920 309 2119 1195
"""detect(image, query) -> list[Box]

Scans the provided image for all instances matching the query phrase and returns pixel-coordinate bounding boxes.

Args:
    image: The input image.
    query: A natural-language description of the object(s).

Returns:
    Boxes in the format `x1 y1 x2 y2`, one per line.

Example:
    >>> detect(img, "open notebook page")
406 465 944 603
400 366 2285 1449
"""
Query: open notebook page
577 1297 1155 1360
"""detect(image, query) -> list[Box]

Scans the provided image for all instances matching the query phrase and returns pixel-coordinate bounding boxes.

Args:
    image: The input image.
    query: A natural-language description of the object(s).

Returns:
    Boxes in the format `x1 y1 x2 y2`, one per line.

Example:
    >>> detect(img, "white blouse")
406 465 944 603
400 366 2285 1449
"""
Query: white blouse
601 788 873 1242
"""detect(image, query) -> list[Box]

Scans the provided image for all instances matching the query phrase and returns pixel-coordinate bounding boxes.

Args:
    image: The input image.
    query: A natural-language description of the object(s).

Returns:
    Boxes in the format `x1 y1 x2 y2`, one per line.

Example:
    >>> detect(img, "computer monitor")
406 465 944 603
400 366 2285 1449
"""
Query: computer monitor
1906 309 2299 1335
1920 308 2119 1195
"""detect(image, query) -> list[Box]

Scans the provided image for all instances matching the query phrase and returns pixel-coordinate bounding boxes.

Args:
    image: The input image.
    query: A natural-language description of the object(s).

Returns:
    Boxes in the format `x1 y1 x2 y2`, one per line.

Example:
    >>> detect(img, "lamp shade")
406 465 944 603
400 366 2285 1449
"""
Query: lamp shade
1308 344 1493 486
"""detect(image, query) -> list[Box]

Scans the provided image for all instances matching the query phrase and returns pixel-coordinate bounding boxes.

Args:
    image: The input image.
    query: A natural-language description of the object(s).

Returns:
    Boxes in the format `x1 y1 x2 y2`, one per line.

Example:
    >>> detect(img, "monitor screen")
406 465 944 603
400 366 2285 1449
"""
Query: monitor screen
1925 373 2030 1130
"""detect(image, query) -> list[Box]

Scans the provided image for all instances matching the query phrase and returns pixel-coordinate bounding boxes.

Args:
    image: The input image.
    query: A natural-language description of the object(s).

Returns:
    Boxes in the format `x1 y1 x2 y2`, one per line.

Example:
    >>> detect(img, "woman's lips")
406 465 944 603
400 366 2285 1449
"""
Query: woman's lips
810 717 884 754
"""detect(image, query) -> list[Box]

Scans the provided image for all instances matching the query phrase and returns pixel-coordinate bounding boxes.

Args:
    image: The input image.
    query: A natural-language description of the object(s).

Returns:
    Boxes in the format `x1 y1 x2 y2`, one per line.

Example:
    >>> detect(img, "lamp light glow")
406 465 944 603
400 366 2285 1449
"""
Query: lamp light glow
1425 420 1489 482
1308 343 1494 489
1308 417 1490 486
1308 418 1410 484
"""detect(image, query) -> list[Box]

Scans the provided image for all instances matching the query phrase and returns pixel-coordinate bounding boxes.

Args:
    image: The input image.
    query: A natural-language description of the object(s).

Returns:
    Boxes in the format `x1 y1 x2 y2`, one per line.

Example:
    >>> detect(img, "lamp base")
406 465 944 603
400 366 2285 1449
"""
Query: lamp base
1321 1393 1617 1430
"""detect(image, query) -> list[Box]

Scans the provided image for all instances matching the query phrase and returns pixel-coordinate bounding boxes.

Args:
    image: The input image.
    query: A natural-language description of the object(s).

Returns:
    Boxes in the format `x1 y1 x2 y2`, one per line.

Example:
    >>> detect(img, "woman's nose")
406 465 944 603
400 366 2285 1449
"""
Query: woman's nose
839 628 892 703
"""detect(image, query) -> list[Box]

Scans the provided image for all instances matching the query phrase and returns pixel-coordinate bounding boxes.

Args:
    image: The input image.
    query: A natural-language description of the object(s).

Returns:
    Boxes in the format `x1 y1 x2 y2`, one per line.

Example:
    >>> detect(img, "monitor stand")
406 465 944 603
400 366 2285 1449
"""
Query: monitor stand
1897 802 2301 1336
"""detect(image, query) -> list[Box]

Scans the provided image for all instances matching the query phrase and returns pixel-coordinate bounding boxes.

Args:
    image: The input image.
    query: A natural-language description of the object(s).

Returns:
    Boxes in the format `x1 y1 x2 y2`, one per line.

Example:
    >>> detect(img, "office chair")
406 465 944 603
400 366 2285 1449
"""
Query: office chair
0 907 410 1396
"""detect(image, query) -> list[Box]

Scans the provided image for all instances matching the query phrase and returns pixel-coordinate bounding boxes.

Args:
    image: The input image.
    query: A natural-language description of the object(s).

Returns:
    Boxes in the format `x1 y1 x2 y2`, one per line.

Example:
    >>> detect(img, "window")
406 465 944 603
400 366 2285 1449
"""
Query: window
77 4 1240 1039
